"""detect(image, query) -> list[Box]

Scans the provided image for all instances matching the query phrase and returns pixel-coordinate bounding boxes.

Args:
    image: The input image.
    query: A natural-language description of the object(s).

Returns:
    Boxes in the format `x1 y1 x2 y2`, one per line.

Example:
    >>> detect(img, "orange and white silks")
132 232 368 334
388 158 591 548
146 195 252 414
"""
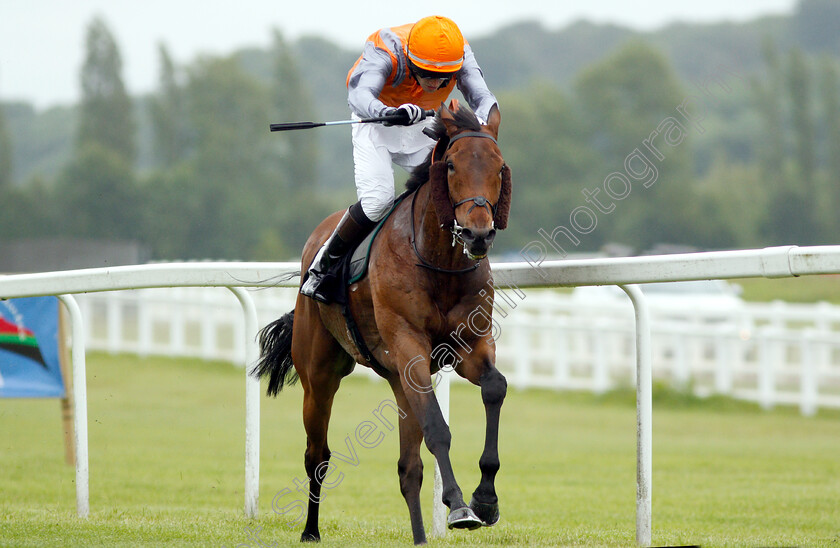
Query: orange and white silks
346 23 496 121
347 24 455 111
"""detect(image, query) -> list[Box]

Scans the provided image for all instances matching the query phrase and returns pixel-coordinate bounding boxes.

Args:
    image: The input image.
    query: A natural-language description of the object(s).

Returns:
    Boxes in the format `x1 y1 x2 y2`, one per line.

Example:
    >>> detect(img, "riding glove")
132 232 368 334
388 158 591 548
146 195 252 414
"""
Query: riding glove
384 104 426 126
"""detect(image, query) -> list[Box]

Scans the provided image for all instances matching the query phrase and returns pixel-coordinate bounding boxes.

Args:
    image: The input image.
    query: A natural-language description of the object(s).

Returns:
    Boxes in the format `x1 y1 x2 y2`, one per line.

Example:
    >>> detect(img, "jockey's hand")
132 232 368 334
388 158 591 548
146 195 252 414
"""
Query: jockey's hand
384 104 426 126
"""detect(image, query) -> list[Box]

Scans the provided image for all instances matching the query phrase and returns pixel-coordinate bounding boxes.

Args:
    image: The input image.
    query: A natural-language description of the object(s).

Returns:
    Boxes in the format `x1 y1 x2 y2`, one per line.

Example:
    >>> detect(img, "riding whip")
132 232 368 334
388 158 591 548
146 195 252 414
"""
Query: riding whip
269 110 435 132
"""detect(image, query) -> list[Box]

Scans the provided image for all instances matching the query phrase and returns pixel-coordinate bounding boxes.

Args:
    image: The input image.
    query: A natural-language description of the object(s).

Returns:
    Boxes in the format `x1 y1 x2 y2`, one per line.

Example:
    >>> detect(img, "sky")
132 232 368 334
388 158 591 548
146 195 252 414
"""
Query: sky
1 0 797 110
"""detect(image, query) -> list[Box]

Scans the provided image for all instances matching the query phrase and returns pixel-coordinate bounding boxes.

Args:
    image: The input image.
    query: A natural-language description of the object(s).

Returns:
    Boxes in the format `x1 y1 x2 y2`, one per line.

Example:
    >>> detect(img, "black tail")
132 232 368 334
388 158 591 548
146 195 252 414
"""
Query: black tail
251 311 298 396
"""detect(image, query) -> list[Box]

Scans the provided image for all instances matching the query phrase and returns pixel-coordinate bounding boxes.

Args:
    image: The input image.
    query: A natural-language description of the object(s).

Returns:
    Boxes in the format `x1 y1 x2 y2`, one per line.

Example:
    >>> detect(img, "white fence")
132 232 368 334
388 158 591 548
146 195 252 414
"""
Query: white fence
4 245 840 545
75 285 840 416
495 291 840 415
76 286 296 363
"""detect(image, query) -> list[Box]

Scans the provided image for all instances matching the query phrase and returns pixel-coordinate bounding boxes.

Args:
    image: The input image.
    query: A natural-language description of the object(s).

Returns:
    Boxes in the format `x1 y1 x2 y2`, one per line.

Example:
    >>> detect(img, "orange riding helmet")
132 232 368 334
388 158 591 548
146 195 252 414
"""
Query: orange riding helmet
406 16 465 75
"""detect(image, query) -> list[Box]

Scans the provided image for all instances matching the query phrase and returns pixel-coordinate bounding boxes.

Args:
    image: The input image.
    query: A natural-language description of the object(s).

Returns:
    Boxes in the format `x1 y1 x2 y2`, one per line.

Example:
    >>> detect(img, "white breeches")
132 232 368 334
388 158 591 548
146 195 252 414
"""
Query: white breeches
351 114 437 221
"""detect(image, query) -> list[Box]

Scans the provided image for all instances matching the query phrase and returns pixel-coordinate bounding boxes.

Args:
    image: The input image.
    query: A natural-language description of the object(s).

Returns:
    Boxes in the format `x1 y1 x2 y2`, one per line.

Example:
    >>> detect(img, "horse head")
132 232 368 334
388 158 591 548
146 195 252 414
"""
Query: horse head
429 100 511 260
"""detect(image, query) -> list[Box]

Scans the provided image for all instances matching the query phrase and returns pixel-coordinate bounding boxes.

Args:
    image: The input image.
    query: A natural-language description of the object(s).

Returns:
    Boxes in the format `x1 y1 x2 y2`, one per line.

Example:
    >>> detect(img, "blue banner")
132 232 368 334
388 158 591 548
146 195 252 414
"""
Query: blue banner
0 297 64 398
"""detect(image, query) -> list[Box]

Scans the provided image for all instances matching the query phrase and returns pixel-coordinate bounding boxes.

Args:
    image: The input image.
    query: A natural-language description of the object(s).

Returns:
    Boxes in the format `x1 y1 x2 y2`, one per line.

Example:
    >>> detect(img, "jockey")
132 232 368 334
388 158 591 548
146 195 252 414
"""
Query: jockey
301 15 499 302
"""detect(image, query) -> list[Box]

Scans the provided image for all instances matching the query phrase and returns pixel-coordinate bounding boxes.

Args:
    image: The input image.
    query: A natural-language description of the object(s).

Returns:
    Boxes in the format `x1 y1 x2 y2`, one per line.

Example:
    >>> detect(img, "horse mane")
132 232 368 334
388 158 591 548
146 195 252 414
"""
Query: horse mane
405 105 483 193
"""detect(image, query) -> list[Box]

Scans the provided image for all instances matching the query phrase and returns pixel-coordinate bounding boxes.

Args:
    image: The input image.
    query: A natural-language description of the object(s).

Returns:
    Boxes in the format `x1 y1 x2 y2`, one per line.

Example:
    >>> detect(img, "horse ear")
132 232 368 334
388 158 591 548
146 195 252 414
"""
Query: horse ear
494 164 512 230
439 101 460 137
485 104 501 139
429 161 456 229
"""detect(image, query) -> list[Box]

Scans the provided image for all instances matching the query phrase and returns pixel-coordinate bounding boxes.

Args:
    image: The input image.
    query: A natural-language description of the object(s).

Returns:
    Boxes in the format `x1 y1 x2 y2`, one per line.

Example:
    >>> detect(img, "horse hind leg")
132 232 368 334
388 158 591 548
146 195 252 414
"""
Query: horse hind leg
300 419 329 541
298 367 346 542
293 302 354 542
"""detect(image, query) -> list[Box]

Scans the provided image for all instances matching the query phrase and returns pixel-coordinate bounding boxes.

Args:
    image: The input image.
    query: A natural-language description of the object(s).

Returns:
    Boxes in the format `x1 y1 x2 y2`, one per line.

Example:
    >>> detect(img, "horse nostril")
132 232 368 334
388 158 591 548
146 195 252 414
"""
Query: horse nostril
460 227 495 246
486 229 497 245
458 226 496 259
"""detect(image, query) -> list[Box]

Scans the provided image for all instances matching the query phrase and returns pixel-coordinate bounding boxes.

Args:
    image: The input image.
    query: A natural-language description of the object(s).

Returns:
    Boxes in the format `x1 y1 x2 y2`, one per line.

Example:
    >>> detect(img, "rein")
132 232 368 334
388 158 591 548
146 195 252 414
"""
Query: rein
410 130 498 274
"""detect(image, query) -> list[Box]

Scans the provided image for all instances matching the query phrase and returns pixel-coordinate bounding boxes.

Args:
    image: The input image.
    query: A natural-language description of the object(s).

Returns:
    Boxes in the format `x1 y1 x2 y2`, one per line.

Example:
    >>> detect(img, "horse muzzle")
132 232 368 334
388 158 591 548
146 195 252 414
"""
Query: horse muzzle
456 225 497 260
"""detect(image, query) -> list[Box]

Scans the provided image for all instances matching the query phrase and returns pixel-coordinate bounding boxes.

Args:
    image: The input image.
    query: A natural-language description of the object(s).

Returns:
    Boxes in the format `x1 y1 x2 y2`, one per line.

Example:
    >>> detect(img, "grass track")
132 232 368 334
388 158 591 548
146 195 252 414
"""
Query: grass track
737 274 840 304
2 353 839 546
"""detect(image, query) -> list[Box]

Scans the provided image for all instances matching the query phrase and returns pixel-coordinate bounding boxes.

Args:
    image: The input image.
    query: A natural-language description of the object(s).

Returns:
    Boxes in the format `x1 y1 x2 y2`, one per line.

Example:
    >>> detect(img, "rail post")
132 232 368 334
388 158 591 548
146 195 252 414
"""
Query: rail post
229 287 260 518
57 294 89 518
619 285 652 546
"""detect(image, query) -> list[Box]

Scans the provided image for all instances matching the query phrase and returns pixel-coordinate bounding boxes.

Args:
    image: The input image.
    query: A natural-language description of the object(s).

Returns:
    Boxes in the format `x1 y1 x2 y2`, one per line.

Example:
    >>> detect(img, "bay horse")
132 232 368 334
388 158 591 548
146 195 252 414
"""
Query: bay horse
254 100 512 545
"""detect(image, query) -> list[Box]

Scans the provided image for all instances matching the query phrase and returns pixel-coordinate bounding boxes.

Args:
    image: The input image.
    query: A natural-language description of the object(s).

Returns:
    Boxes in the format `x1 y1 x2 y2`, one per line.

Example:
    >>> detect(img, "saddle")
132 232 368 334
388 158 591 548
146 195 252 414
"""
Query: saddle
314 194 406 376
316 193 406 306
346 197 397 286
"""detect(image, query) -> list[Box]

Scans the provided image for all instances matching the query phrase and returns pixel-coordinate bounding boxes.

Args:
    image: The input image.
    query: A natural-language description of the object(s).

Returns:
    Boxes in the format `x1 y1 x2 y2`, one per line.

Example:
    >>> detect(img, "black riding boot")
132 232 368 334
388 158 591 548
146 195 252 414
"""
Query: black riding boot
300 203 376 303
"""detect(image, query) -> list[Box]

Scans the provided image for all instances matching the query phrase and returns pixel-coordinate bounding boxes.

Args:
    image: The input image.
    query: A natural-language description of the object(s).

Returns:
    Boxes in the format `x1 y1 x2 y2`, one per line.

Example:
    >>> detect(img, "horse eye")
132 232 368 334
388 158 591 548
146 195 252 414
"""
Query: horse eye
446 161 455 172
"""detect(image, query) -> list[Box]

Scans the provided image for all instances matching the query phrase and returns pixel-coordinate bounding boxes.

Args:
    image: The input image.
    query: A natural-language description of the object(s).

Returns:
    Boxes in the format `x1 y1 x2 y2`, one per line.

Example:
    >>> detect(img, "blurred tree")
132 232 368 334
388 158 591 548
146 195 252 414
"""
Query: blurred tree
751 42 820 245
0 68 11 187
0 103 75 187
138 163 200 259
0 103 11 189
753 39 786 182
290 36 360 192
77 16 136 164
762 183 819 245
793 0 840 55
574 40 695 250
761 47 821 245
788 48 817 190
51 17 141 245
494 83 600 252
149 43 190 167
271 29 317 187
821 60 840 179
177 55 279 259
0 176 67 245
819 58 840 234
266 30 332 257
56 143 140 239
691 157 767 249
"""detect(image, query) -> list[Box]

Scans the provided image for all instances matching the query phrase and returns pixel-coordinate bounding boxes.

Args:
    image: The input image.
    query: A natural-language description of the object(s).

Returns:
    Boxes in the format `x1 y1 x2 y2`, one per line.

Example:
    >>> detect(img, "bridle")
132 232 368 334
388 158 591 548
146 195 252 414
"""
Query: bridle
441 131 501 248
447 131 500 219
411 130 500 274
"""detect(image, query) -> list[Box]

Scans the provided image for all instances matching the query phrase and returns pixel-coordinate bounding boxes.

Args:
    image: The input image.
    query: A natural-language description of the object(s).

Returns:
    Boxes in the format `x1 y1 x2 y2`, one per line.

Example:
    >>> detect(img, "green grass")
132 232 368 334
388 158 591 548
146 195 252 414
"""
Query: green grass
524 274 840 303
2 353 840 547
737 274 840 303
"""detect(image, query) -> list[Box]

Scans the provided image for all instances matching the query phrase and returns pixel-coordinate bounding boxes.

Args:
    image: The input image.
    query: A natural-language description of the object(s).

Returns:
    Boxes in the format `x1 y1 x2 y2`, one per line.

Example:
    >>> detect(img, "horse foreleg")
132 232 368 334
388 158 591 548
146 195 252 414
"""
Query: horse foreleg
388 378 427 545
470 366 507 526
391 339 482 531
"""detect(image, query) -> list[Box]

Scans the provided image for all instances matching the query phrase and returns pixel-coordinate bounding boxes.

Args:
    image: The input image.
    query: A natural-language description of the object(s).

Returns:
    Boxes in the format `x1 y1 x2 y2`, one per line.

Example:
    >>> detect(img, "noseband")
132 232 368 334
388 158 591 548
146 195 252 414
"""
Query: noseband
452 194 495 218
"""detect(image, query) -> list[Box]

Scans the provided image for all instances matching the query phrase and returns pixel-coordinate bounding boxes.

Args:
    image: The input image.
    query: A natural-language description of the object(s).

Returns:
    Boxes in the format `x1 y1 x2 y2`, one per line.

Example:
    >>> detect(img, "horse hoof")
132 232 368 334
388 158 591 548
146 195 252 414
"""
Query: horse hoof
469 496 500 527
300 531 320 542
447 506 483 530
